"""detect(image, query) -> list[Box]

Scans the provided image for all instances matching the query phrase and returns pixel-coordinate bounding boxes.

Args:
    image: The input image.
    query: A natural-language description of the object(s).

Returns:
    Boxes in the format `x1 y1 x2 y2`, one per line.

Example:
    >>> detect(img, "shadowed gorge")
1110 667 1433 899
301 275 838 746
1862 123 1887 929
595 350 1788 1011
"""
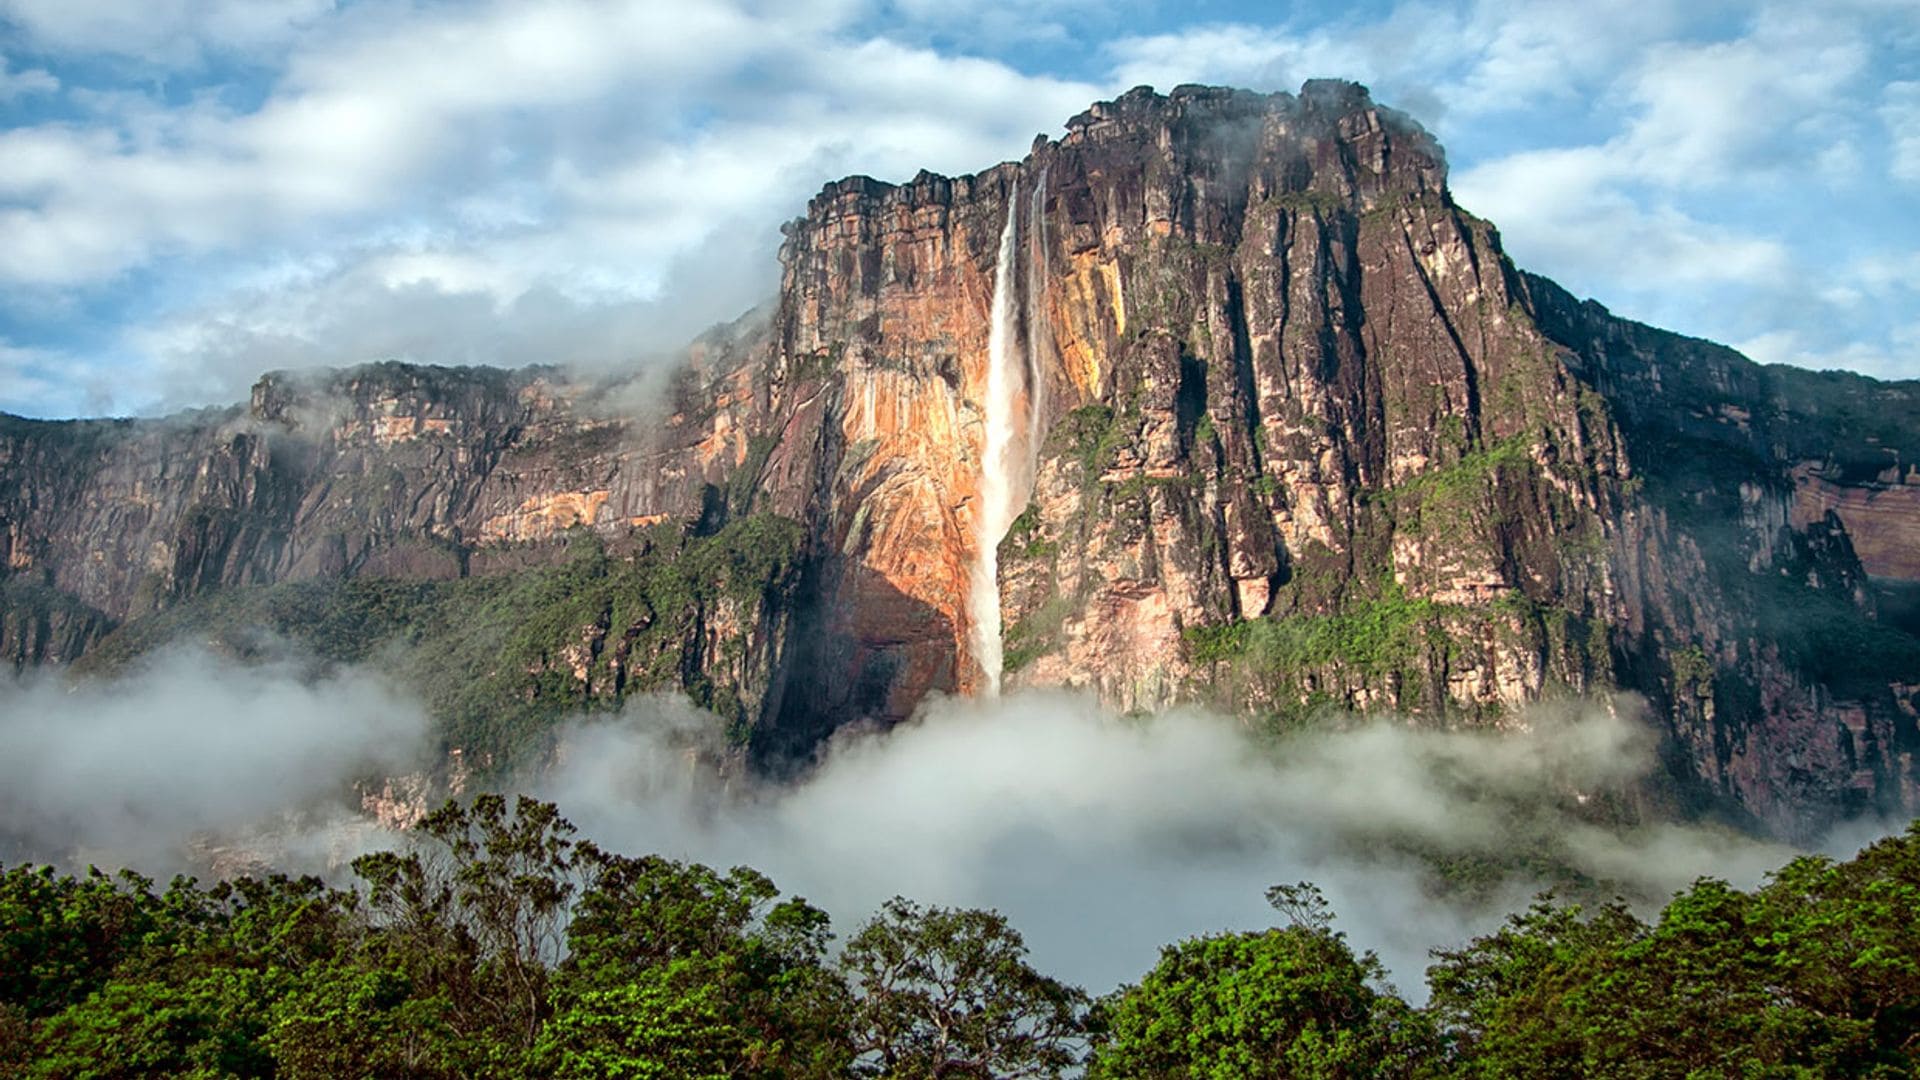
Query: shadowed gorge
3 81 1918 841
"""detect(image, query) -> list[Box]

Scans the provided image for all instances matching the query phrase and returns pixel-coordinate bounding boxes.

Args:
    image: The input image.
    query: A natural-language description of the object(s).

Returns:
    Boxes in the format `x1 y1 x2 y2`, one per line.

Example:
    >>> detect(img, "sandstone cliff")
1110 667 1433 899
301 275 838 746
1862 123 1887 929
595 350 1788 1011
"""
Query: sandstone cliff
3 82 1916 839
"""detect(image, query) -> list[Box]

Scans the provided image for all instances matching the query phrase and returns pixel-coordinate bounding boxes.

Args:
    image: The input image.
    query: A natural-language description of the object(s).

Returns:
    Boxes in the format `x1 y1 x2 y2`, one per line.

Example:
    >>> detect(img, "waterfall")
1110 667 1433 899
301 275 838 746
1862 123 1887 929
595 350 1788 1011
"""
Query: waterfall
970 185 1024 695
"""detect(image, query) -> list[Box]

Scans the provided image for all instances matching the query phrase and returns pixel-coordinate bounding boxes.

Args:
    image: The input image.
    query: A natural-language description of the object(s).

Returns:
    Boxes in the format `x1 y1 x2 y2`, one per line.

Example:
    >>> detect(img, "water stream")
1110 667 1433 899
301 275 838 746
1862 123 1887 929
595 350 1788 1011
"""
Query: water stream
970 185 1026 694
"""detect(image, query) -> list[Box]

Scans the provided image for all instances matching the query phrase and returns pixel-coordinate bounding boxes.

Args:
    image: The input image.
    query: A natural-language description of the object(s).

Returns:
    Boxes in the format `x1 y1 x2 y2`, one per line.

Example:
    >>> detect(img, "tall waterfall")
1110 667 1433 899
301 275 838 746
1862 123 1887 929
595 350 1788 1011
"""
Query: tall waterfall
970 185 1025 695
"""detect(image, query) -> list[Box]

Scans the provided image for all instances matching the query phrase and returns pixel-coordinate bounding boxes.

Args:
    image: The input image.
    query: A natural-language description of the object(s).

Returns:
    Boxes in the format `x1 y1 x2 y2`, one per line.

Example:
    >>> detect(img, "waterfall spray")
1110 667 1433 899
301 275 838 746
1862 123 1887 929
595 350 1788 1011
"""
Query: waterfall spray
970 187 1024 695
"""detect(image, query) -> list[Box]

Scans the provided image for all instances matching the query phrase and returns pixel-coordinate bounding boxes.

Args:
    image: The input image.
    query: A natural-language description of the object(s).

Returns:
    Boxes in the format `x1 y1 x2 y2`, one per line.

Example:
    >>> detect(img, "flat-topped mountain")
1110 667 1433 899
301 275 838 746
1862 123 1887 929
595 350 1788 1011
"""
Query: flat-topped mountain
4 82 1917 839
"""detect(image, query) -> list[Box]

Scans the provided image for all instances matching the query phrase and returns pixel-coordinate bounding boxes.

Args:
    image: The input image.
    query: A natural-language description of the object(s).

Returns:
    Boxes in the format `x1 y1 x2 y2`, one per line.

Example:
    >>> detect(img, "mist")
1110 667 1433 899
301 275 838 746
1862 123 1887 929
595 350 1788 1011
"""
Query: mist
534 690 1818 995
1 651 1881 998
0 646 430 874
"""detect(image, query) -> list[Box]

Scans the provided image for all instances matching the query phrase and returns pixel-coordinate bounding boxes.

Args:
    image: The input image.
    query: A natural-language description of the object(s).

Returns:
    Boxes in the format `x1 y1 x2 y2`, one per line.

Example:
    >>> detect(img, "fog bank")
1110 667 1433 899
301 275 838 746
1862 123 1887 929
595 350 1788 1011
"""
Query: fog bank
0 647 430 872
3 654 1883 996
537 691 1812 993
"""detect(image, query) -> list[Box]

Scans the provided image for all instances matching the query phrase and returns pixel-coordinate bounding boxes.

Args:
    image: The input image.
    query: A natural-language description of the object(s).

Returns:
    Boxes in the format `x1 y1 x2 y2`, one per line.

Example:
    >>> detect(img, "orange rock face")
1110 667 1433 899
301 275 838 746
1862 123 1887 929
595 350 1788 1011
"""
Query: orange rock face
1793 463 1920 581
481 490 611 543
780 173 1007 701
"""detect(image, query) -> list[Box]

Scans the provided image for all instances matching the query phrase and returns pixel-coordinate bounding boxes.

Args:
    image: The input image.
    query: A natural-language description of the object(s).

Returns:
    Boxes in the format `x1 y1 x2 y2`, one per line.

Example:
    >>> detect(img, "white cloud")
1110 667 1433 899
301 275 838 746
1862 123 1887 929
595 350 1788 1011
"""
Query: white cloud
1616 10 1868 188
0 646 429 870
1441 0 1691 115
1096 1 1710 127
1097 2 1911 386
0 2 779 288
121 218 788 411
0 0 335 65
0 644 1890 996
0 0 1108 412
1103 23 1361 95
853 0 1119 49
4 0 1918 413
1431 2 1920 380
1737 321 1920 381
1450 5 1874 229
1846 249 1920 296
0 339 126 417
1885 81 1920 183
0 56 58 98
538 690 1815 994
1452 147 1792 287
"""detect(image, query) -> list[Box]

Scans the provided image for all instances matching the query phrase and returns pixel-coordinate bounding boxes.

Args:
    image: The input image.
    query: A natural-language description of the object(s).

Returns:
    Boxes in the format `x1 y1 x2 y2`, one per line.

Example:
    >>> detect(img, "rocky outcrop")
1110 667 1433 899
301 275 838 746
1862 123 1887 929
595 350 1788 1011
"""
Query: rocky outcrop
3 81 1916 840
0 317 822 755
1791 464 1920 581
984 86 1622 726
0 577 113 668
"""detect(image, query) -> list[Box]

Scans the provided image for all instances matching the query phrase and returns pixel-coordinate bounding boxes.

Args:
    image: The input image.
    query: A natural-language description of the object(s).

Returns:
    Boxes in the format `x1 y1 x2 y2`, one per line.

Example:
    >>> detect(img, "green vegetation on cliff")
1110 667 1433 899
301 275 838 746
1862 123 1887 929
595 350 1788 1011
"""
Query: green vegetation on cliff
1183 575 1465 727
1002 593 1078 675
1049 403 1128 482
1390 434 1533 537
1186 576 1443 676
80 515 807 765
0 578 115 670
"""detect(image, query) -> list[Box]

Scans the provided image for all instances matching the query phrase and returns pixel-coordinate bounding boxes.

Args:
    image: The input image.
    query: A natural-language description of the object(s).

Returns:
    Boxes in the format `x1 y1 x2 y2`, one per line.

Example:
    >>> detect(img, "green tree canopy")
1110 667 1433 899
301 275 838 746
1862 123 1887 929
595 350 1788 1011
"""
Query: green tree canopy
839 897 1089 1078
6 806 1920 1078
1088 882 1432 1079
546 853 852 1079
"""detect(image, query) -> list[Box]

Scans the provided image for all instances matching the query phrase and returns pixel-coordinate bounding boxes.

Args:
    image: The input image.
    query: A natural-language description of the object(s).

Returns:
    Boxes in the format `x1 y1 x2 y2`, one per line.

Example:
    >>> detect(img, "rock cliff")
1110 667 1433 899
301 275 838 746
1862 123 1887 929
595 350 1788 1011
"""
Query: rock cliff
3 82 1916 839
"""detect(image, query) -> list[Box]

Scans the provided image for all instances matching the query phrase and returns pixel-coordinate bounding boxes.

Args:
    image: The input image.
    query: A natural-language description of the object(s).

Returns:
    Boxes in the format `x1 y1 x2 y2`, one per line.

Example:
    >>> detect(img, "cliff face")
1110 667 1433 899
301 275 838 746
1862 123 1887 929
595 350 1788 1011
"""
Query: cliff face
990 85 1621 721
1519 278 1920 832
3 82 1916 839
0 321 809 735
0 337 765 625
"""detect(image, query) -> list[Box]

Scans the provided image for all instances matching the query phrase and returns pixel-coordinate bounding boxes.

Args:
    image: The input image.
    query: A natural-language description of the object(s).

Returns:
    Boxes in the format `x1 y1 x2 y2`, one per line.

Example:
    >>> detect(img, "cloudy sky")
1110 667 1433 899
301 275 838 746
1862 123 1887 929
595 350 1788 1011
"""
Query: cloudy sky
1 0 1916 417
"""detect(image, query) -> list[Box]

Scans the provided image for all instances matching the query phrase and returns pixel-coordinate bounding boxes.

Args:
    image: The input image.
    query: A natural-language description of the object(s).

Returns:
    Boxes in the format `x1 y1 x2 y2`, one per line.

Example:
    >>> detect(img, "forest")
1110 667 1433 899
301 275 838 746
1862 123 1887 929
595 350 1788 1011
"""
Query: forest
3 795 1916 1078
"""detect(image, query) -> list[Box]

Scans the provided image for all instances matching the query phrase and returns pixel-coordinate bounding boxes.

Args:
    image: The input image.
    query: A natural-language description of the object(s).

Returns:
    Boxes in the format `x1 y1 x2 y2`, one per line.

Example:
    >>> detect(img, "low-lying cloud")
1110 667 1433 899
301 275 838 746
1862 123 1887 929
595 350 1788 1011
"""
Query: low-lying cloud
1 654 1881 997
0 646 430 872
537 691 1814 994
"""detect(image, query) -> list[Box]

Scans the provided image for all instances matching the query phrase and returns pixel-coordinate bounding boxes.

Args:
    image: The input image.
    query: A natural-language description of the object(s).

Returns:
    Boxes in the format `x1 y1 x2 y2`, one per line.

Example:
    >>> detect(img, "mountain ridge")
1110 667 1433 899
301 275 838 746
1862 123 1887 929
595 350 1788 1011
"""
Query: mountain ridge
3 80 1917 840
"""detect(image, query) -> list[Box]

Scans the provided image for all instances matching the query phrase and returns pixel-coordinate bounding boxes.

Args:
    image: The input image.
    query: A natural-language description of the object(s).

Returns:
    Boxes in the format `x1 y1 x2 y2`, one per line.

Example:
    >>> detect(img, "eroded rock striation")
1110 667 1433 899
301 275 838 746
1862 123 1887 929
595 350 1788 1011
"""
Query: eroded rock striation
3 81 1916 839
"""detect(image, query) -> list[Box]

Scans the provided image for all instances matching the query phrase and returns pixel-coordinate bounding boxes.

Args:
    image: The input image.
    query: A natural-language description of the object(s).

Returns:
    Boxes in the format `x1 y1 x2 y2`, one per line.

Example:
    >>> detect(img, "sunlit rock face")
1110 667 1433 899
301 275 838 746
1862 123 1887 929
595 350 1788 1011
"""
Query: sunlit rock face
1791 463 1920 582
3 81 1917 839
0 346 766 623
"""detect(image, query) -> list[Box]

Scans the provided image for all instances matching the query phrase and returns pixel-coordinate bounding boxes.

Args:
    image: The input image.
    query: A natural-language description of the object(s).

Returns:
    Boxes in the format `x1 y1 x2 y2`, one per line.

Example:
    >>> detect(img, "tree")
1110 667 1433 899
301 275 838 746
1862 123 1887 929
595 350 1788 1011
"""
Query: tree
266 964 462 1080
840 897 1088 1078
351 793 589 1070
1423 855 1919 1078
1088 883 1430 1079
1424 894 1642 1078
1747 823 1920 1073
25 968 276 1079
548 853 853 1078
0 865 161 1018
7 869 357 1080
9 808 1917 1079
537 962 750 1080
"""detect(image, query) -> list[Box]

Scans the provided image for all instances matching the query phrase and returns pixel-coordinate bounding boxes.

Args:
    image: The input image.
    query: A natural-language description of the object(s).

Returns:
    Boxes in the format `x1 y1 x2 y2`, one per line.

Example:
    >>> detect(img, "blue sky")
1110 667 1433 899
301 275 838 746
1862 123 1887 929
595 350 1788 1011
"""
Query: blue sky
1 0 1916 418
